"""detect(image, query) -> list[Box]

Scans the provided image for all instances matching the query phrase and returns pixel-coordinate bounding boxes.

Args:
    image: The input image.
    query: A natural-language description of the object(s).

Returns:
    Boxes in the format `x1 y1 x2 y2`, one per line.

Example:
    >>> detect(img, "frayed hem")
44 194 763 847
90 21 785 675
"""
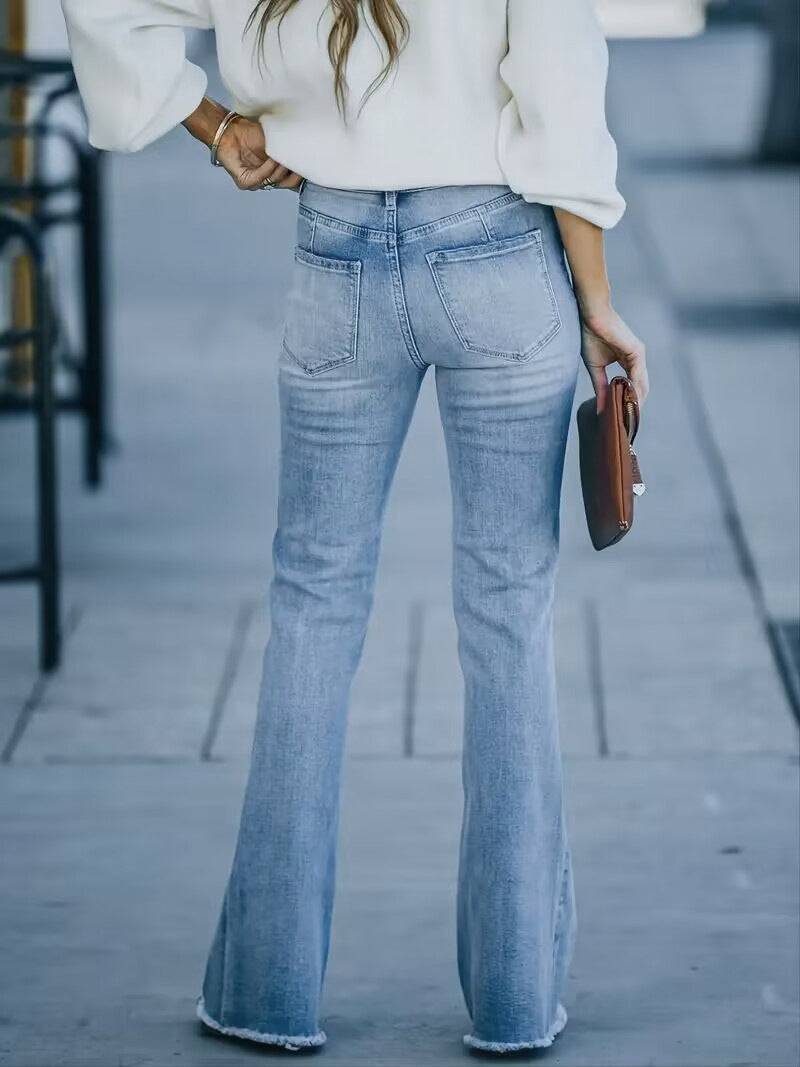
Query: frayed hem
196 997 327 1050
463 1002 567 1053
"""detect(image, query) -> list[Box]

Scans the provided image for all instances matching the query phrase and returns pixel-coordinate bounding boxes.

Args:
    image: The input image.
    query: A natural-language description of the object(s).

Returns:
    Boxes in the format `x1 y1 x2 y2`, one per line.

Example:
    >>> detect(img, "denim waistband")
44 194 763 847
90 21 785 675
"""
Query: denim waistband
298 181 523 236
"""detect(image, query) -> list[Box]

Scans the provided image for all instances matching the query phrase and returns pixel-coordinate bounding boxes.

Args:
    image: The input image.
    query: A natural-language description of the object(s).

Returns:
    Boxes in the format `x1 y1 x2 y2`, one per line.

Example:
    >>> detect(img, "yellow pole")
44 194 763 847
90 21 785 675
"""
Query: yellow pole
7 0 35 391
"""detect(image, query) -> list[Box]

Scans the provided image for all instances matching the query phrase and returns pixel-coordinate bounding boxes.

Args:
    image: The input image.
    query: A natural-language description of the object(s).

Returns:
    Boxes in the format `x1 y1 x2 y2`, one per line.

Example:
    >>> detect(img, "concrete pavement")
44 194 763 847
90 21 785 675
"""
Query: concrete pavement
1 755 796 1067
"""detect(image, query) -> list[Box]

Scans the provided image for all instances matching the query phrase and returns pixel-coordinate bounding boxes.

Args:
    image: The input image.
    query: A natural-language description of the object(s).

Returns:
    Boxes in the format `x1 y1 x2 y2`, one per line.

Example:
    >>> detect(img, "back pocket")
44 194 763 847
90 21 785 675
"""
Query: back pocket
426 229 561 362
282 247 362 376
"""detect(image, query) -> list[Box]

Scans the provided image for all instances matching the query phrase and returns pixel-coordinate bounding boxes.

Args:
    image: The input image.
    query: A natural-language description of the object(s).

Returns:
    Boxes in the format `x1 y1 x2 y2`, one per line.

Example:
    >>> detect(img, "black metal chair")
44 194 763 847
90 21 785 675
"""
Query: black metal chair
0 50 108 487
0 208 60 671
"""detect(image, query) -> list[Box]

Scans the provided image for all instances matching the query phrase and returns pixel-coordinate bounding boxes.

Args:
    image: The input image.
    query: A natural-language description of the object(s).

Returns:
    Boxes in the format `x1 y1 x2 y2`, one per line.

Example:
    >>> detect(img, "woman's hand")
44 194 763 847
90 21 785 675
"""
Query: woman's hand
580 302 649 414
215 115 304 191
182 97 304 191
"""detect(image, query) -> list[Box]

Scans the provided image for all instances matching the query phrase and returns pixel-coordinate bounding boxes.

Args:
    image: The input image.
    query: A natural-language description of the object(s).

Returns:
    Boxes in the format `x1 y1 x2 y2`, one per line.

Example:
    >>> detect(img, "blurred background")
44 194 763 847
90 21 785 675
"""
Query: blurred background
0 2 798 1065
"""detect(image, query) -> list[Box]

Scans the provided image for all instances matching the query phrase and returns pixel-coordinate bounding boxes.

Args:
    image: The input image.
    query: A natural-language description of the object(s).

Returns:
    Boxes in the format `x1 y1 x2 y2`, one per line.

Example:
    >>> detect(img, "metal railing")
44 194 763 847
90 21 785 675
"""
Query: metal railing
1 50 111 671
0 50 108 487
0 207 59 671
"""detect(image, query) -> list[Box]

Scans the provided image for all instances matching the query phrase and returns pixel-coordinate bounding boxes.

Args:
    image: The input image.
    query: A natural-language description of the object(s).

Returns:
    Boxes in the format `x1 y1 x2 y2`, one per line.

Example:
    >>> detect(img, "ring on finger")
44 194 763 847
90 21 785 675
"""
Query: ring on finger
261 176 276 190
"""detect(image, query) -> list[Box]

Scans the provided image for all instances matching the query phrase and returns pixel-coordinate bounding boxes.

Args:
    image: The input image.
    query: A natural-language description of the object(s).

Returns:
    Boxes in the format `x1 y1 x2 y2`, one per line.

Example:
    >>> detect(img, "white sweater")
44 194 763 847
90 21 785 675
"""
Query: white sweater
59 0 625 228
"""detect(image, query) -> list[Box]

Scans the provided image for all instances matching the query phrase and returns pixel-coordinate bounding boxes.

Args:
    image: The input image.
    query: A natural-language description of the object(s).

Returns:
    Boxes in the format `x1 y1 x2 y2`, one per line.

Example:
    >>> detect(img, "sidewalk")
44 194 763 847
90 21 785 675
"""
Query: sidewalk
1 24 798 1067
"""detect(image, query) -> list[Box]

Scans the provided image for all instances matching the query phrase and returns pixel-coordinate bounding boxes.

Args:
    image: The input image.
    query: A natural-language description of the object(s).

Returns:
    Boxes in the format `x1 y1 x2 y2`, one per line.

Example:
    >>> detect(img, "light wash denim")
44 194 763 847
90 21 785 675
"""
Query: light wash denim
196 182 580 1054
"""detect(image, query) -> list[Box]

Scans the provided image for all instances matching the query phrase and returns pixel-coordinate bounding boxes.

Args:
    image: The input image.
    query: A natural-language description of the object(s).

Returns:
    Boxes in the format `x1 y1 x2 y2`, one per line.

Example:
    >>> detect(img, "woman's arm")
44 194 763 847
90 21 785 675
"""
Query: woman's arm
555 208 649 412
60 2 303 187
181 97 303 190
500 0 626 230
60 0 212 152
499 0 648 408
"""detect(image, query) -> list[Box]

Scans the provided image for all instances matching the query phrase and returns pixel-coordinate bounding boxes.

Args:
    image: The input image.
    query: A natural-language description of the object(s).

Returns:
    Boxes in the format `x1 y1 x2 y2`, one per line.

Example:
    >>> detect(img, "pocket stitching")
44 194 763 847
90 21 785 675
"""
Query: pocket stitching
426 229 562 362
283 249 362 376
294 245 360 276
427 227 542 266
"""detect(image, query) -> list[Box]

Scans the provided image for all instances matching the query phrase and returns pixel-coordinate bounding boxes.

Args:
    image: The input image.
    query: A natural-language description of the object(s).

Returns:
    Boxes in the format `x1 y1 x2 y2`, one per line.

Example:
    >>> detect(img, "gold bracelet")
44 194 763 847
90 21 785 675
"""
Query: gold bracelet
210 109 241 167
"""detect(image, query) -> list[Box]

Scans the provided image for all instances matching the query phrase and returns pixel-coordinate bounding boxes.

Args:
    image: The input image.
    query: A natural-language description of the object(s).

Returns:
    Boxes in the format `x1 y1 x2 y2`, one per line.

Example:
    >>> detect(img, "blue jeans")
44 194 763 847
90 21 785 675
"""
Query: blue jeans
197 183 580 1053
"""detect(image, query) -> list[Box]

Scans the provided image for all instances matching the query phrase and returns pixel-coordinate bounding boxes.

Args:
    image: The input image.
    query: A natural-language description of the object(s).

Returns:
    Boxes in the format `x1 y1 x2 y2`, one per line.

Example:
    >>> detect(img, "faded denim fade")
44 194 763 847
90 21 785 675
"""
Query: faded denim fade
197 181 580 1054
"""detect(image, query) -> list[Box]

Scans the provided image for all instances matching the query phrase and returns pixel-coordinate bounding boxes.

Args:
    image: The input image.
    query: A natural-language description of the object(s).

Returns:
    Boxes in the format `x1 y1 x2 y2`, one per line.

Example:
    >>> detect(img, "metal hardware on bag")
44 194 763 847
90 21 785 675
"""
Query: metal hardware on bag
630 444 646 496
622 381 645 496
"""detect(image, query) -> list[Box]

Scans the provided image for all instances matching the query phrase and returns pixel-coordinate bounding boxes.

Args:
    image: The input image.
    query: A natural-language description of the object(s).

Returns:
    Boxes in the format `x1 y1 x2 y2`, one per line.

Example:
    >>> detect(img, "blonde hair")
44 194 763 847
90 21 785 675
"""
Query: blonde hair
246 0 409 120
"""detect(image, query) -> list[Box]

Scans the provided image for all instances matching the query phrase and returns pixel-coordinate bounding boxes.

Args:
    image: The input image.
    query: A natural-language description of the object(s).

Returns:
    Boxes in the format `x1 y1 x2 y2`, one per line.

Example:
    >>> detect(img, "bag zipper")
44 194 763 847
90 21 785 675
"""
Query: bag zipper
623 386 646 497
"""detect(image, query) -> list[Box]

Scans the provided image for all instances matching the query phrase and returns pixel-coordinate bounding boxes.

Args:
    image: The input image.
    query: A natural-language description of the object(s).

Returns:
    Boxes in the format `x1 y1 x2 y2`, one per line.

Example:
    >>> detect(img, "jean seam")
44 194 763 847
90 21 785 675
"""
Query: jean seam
299 191 524 245
551 847 571 979
294 247 359 275
535 231 563 339
299 204 385 242
398 191 521 244
427 228 542 265
389 245 426 370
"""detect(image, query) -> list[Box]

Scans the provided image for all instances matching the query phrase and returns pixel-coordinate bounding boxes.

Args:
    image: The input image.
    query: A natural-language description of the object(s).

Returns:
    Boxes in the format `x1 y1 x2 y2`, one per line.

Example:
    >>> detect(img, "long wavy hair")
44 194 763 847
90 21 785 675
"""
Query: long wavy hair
245 0 409 120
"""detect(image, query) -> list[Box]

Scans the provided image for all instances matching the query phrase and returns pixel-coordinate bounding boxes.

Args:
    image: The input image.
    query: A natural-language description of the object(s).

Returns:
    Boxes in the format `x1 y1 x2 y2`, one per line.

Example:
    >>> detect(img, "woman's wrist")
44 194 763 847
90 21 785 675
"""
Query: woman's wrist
553 208 613 320
182 96 230 148
575 285 612 320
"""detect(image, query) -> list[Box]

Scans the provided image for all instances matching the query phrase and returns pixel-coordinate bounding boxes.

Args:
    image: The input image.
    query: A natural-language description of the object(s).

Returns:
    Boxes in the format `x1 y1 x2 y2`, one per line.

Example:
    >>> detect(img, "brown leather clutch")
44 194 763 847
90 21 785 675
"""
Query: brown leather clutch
576 375 645 551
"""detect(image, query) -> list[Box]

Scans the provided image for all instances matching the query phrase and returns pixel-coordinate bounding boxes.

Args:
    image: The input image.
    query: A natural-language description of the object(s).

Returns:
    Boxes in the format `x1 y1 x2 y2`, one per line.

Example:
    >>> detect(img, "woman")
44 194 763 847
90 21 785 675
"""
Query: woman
61 0 648 1053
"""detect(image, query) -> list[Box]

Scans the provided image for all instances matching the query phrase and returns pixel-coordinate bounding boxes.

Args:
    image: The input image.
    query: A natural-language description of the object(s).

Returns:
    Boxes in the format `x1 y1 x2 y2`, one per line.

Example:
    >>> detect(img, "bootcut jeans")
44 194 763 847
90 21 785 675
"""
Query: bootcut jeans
196 182 580 1053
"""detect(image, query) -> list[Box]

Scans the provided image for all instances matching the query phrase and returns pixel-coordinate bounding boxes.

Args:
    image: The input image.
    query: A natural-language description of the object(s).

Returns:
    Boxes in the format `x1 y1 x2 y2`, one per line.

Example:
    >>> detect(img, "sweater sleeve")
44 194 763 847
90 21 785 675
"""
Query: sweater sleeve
60 0 213 152
498 0 625 229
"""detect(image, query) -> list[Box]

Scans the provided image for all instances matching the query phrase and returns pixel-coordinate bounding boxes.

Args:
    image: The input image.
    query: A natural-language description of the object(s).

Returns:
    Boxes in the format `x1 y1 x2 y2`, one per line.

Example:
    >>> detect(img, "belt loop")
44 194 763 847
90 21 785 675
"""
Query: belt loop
476 203 493 241
385 190 397 247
